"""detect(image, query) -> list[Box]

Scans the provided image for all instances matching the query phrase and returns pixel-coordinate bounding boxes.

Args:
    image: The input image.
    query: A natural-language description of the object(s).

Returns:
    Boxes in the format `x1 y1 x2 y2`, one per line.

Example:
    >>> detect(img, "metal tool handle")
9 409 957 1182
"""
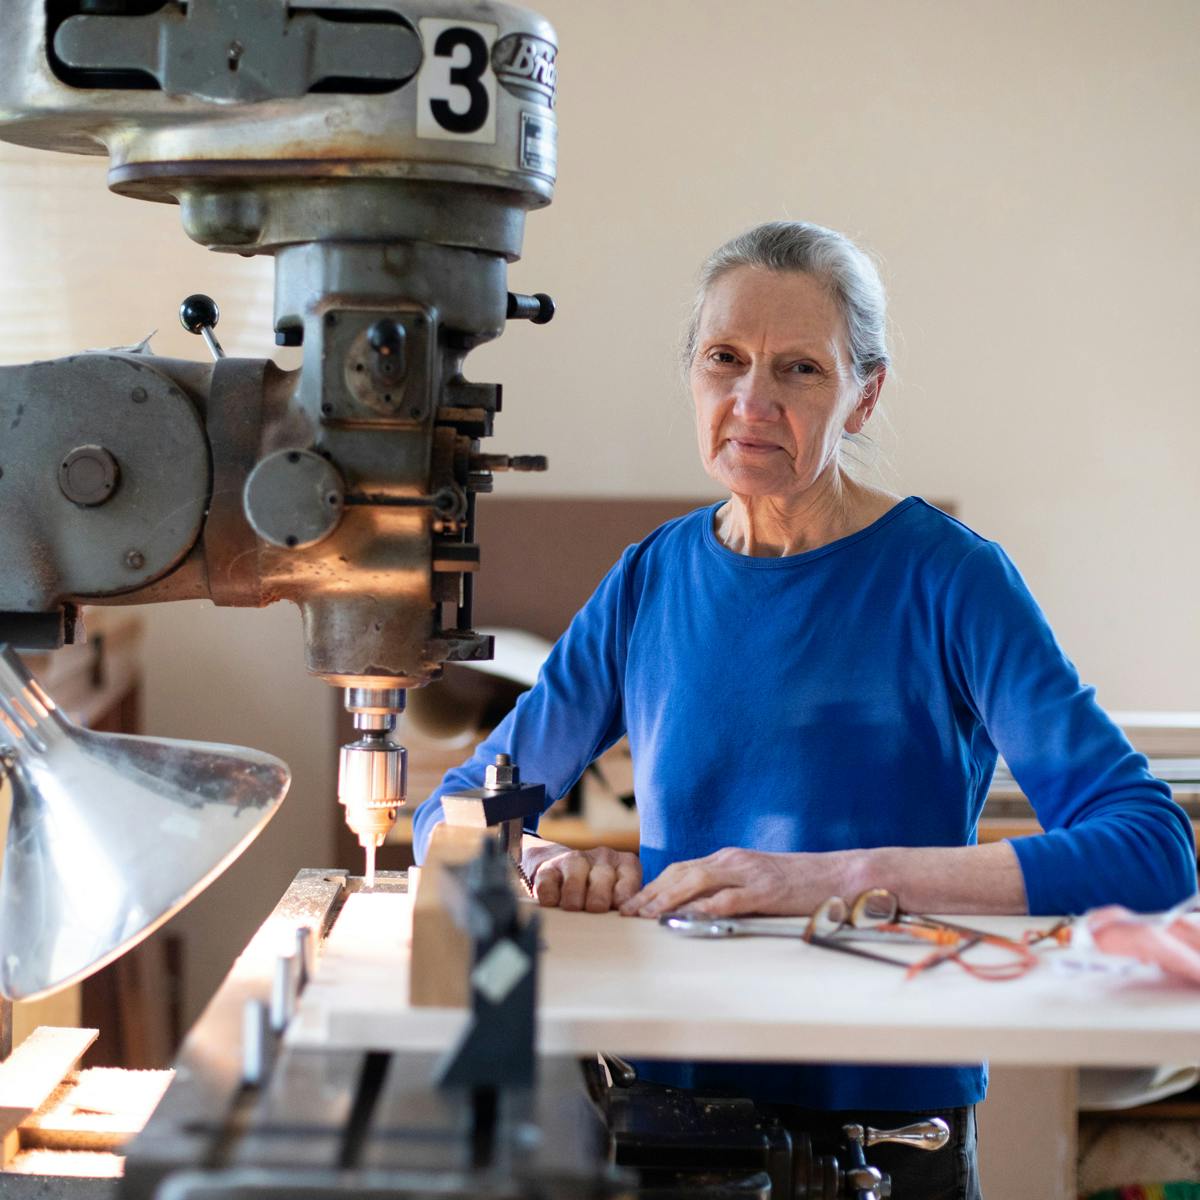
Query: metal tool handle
179 292 225 360
599 1051 638 1087
862 1117 951 1151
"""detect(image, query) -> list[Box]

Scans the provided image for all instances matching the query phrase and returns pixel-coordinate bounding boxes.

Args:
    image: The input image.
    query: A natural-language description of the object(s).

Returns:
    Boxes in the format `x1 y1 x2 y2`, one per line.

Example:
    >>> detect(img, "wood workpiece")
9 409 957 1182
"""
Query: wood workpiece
289 889 1200 1068
0 1027 97 1163
20 1068 174 1153
408 823 491 1008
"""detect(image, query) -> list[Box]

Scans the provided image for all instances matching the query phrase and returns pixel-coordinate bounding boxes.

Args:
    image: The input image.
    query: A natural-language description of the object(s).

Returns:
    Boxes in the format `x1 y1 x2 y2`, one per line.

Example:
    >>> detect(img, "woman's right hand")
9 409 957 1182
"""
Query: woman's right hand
522 838 642 912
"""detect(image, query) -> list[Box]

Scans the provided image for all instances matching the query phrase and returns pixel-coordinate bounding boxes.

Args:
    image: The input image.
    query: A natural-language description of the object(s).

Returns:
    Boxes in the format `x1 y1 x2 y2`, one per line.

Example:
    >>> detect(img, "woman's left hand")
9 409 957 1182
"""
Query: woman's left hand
618 841 1031 919
619 847 818 918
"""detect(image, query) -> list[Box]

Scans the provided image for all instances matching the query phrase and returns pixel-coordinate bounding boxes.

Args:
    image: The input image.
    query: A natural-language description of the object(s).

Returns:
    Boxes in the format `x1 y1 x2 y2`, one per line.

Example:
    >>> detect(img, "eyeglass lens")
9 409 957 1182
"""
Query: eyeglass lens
807 895 849 941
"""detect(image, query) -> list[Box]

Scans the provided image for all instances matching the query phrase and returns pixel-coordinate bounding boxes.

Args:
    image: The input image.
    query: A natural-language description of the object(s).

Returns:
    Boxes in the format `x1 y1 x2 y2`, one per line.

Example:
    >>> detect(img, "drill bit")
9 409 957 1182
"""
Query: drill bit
365 841 377 889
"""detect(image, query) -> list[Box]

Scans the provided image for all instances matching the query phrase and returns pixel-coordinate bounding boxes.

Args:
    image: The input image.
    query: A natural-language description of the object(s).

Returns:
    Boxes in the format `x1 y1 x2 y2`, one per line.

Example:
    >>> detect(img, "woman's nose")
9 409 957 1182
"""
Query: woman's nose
732 370 779 420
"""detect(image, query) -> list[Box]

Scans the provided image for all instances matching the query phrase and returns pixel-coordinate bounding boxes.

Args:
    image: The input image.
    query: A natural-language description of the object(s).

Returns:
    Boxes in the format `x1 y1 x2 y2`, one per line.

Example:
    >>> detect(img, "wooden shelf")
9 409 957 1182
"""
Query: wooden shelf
1111 1100 1200 1120
393 815 1041 852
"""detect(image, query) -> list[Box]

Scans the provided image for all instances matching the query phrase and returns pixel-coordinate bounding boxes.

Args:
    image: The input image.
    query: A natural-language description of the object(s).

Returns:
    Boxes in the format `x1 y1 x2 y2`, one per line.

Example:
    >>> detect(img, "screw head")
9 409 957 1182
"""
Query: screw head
131 386 148 404
60 445 120 507
125 549 145 570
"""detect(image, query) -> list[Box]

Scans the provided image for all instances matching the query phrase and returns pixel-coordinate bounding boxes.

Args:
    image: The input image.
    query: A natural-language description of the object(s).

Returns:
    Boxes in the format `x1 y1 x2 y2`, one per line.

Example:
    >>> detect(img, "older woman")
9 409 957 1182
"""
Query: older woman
413 221 1196 1196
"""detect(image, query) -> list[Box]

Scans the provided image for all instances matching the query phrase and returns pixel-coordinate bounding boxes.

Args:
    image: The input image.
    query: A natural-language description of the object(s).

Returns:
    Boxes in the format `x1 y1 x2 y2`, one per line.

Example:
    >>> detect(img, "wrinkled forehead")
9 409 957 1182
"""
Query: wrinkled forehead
698 266 849 355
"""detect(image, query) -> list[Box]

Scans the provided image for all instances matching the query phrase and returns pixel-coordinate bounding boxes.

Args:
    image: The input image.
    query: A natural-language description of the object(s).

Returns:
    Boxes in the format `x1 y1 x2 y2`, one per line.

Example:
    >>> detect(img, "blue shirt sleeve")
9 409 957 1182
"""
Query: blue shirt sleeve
410 549 632 862
944 541 1196 914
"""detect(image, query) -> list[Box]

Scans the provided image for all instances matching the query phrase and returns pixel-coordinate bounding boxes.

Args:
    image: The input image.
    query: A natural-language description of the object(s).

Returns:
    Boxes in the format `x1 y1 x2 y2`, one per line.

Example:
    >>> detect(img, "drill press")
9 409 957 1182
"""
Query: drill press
0 0 560 876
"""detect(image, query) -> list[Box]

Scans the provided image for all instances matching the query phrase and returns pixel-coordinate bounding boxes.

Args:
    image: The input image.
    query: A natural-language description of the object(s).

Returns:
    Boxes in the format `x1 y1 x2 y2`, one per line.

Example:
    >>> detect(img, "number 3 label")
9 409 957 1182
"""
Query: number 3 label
417 18 498 144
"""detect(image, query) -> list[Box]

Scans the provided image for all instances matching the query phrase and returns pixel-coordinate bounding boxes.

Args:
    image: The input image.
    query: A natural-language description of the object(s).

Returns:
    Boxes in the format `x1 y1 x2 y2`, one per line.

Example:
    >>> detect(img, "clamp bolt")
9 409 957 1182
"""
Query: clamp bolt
485 753 519 790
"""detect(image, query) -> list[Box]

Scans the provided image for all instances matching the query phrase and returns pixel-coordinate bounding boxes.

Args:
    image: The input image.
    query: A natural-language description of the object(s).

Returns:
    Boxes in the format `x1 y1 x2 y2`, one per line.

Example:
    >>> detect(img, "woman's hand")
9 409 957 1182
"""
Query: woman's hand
618 842 1030 918
523 838 642 912
619 847 812 918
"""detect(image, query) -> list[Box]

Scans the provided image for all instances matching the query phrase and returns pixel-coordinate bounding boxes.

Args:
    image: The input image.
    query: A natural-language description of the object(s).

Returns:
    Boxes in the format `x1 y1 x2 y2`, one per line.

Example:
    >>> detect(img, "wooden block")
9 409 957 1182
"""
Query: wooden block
408 824 487 1008
4 1146 125 1179
20 1067 174 1152
0 1026 98 1165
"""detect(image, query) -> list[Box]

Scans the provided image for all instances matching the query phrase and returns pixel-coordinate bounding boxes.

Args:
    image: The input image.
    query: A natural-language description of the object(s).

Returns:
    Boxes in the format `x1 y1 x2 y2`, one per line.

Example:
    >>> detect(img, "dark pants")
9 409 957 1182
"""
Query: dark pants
765 1103 981 1200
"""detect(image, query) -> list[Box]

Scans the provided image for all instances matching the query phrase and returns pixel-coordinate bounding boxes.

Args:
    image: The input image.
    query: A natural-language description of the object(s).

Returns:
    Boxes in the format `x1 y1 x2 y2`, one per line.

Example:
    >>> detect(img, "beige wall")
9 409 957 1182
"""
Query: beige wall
0 0 1196 1023
480 0 1200 711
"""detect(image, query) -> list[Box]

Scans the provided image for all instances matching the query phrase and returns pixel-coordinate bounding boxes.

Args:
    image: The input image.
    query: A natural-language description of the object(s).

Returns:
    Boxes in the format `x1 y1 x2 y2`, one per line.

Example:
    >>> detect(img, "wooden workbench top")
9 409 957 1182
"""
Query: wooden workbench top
288 891 1200 1069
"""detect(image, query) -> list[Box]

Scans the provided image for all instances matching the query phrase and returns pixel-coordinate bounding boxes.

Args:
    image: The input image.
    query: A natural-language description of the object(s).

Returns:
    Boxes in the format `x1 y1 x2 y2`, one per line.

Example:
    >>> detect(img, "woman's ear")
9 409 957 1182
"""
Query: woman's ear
844 368 885 434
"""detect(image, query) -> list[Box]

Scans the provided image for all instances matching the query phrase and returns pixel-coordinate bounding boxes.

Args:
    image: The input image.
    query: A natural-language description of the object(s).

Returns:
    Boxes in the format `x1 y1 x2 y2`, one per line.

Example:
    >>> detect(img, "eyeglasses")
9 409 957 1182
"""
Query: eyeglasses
807 889 1039 981
660 890 1046 981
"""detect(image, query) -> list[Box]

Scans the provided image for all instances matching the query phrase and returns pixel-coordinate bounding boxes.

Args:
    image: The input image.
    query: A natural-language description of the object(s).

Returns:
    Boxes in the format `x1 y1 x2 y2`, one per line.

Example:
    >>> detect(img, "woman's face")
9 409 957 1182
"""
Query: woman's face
690 267 880 501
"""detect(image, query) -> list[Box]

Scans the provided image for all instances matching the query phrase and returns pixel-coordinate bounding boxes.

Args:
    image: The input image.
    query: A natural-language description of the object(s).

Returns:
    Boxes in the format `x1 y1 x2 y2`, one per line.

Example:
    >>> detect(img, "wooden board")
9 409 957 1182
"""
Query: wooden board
0 1026 98 1164
20 1068 174 1152
289 892 1200 1069
407 823 488 1008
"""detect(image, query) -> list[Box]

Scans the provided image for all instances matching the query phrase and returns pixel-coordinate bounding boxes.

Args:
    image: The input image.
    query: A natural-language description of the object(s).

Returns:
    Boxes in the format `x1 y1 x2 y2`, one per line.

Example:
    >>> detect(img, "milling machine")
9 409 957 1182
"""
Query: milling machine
0 0 560 881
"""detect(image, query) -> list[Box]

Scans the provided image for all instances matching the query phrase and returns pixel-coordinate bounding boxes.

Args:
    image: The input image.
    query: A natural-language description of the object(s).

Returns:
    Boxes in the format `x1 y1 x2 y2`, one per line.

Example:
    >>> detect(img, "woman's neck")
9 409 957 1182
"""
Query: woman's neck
715 469 900 558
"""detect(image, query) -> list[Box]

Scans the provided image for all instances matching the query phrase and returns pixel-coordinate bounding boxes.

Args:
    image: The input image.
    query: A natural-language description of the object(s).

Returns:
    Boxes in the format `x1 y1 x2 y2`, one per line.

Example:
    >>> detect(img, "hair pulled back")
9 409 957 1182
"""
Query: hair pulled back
683 221 890 385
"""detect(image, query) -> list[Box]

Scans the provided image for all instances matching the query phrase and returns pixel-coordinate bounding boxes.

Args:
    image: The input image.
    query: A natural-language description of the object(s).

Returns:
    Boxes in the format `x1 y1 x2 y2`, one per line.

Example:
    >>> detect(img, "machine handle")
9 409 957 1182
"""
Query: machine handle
506 291 555 324
472 453 548 473
179 293 225 360
861 1117 951 1151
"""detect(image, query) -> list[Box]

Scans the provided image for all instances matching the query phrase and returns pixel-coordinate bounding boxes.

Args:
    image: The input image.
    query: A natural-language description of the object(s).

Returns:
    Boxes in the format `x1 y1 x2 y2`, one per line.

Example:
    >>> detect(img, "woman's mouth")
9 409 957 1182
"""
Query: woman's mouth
727 438 781 455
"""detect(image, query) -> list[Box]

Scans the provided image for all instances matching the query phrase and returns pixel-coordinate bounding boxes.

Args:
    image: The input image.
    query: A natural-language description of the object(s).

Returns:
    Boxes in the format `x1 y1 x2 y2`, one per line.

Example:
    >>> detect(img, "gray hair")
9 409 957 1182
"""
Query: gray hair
682 221 890 385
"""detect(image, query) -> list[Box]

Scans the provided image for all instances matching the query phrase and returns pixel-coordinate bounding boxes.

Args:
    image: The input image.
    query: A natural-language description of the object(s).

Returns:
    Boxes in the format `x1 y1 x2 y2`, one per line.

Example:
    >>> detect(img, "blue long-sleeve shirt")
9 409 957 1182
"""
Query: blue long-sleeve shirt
413 497 1196 1109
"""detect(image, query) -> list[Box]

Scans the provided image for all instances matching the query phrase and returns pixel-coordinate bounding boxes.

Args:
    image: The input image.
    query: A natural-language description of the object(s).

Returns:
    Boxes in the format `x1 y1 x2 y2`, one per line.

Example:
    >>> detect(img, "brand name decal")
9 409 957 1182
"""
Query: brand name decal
492 33 557 108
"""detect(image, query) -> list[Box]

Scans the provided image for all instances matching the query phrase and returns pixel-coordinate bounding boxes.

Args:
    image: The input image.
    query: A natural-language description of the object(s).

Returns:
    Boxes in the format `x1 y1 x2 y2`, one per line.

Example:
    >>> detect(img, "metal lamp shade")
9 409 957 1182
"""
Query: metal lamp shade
0 645 289 1001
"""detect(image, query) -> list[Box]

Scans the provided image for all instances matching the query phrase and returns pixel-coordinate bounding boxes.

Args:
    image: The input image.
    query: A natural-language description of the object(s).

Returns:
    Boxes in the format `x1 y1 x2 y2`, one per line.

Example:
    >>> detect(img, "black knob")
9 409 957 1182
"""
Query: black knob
180 294 220 334
506 292 555 324
179 294 226 360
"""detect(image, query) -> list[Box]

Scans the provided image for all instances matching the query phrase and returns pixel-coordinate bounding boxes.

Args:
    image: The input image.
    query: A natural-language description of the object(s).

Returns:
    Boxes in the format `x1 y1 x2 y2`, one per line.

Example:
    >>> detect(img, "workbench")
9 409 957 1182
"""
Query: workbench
290 890 1199 1070
113 869 1200 1200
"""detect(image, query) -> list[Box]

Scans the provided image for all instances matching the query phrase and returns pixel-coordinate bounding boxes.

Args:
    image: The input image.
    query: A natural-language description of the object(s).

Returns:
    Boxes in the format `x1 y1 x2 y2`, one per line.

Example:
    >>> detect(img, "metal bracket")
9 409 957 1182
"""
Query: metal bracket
434 841 539 1095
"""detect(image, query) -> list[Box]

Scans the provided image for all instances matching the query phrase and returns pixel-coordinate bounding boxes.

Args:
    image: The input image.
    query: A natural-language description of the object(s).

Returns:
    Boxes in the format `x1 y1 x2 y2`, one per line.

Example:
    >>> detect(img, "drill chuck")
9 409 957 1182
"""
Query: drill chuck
338 733 407 848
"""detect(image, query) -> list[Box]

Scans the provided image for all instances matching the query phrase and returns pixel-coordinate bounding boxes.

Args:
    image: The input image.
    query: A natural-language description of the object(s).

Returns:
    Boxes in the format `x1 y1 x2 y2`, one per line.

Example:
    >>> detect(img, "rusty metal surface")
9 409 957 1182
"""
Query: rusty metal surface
202 361 275 608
